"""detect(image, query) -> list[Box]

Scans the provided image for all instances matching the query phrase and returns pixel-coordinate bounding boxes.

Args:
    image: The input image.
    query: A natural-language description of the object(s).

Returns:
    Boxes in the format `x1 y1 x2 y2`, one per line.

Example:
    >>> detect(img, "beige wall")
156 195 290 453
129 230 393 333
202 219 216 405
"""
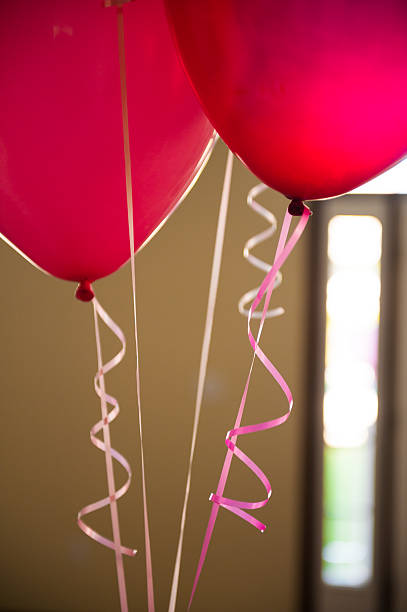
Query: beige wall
0 141 310 611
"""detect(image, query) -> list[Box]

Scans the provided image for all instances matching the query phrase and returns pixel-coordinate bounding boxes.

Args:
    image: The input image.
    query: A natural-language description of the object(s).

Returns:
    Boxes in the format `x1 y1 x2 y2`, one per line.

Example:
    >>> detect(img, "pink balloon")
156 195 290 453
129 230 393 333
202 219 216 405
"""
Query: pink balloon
165 0 407 201
0 0 214 293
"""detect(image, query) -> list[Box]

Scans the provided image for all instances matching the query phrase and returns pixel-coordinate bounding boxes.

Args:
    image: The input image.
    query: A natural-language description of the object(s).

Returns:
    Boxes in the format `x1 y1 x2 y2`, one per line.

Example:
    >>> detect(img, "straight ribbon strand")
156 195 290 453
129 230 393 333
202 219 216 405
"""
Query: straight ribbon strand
116 6 155 611
168 148 233 612
188 201 311 609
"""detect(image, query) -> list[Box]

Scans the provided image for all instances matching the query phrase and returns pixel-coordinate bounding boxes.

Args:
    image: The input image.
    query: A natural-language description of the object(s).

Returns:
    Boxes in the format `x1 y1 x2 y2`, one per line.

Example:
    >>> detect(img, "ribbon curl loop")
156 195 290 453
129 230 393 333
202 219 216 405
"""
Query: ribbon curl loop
77 298 136 559
238 183 284 320
188 202 311 609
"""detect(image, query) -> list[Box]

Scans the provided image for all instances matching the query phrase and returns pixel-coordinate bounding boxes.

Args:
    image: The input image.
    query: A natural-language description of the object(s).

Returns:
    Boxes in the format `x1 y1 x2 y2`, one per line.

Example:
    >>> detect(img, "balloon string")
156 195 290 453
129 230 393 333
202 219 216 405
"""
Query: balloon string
77 297 136 612
188 202 311 609
168 148 234 612
116 7 155 611
238 183 284 320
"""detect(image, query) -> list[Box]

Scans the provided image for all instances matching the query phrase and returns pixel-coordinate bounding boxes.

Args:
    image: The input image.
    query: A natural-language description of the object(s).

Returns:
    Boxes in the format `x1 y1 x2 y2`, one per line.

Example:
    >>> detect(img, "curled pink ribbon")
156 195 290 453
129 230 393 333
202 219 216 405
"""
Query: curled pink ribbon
77 298 136 612
189 201 311 608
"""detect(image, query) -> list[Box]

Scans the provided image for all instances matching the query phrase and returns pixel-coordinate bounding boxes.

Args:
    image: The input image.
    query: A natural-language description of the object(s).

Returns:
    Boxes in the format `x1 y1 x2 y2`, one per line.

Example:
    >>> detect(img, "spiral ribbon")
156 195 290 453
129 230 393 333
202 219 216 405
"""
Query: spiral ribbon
238 183 284 320
189 202 311 609
77 298 136 611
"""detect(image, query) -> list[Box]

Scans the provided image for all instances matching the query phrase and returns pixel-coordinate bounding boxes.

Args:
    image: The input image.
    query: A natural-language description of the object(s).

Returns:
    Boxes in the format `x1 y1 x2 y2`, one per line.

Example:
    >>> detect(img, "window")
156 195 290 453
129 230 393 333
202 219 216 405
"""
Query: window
322 214 381 588
304 157 407 612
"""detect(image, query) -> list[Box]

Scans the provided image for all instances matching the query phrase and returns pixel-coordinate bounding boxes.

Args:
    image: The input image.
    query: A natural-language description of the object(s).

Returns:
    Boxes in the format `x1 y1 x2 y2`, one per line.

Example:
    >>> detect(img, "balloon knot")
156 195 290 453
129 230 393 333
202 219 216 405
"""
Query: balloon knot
75 280 95 302
288 199 305 216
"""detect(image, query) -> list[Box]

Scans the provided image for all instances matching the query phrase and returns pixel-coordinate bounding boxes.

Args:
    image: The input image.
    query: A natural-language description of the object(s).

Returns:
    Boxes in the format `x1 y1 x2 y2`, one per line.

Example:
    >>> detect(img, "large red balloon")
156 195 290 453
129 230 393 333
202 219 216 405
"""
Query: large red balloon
0 0 214 287
165 0 407 201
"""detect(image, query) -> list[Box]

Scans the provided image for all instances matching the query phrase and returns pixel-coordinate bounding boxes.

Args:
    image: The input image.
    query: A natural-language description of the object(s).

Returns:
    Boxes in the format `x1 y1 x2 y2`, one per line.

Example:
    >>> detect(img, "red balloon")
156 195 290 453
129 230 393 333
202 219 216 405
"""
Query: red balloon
165 0 407 200
0 0 214 291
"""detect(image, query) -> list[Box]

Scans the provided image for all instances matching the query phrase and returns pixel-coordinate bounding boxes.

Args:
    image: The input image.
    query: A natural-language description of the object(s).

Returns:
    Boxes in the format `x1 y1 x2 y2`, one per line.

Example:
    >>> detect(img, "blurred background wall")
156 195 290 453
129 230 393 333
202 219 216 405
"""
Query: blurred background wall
0 141 311 611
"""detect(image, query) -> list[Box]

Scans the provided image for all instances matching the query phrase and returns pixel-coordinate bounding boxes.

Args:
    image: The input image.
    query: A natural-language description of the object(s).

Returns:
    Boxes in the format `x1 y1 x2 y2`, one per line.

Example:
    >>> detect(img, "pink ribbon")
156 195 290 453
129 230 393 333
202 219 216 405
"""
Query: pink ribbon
77 298 136 612
189 201 311 608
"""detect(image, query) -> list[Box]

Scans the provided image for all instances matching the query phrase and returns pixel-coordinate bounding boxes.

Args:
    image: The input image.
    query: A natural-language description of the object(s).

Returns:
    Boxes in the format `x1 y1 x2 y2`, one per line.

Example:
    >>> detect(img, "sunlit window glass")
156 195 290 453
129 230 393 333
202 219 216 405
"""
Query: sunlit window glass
322 215 382 587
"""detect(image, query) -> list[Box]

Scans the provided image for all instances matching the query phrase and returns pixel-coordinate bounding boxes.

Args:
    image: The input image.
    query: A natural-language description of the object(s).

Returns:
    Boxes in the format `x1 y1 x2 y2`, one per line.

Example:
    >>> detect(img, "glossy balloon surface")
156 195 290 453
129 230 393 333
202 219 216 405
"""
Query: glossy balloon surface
0 0 213 282
165 0 407 200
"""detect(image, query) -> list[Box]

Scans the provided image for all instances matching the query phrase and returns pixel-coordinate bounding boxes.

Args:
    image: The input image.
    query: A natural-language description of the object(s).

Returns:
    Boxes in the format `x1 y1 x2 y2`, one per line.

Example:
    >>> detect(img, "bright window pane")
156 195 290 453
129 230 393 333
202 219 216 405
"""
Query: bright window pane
322 215 382 587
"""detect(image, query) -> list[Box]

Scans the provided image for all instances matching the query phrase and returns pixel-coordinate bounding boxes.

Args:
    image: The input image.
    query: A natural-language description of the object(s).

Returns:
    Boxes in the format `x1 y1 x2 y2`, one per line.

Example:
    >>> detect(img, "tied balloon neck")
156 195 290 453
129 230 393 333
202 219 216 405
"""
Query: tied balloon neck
75 280 95 303
288 199 310 217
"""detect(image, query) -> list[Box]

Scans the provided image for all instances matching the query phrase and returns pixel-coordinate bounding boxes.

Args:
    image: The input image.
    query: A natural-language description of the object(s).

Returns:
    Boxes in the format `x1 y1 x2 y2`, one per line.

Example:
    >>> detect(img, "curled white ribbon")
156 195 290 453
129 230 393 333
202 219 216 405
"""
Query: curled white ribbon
77 298 135 612
238 183 284 319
